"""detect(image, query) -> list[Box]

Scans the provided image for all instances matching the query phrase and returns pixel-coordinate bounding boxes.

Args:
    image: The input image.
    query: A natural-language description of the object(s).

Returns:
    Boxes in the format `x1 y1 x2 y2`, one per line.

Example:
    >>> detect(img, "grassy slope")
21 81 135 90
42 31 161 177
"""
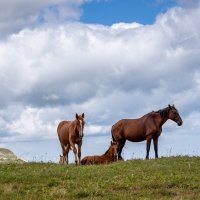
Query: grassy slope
0 156 200 200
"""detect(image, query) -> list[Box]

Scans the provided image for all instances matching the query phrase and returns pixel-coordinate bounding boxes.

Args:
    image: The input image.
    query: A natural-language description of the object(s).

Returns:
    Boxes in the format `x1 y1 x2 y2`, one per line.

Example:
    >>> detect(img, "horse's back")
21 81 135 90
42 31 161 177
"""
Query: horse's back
81 155 106 165
112 115 150 142
57 121 71 143
57 120 68 130
81 156 95 165
112 118 141 139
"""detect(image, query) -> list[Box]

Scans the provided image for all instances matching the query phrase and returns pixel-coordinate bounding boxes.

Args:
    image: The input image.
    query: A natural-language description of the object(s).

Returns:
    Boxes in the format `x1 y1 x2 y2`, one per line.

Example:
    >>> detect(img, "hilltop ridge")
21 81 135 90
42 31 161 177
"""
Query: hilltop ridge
0 148 25 163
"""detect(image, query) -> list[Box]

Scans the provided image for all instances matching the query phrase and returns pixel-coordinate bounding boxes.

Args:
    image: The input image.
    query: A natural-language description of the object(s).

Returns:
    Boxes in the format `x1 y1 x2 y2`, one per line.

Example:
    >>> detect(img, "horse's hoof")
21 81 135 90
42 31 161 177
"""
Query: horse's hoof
118 157 124 161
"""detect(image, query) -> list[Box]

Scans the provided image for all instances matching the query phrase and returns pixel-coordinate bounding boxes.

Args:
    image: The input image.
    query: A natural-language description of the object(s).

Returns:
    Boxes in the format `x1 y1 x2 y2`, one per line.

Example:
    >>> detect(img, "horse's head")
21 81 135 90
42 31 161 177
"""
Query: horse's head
75 113 85 139
110 141 118 161
59 155 65 165
168 104 183 126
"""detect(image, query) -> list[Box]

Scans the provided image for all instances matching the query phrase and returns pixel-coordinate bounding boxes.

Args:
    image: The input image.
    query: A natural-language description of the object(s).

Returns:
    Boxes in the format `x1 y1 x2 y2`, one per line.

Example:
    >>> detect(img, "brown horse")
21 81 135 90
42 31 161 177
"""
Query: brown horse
111 104 183 160
81 141 118 165
57 113 85 165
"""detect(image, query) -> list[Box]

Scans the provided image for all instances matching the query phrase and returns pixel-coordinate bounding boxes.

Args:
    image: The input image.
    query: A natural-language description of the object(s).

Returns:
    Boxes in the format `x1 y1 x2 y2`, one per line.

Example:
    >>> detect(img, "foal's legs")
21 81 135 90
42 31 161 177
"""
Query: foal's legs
146 136 152 160
153 136 159 158
60 143 66 164
118 139 126 160
65 144 70 164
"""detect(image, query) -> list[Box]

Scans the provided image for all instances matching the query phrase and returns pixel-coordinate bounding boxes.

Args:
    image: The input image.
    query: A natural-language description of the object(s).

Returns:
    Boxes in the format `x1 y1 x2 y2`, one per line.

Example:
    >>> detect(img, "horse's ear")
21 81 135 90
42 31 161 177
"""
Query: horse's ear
82 113 85 118
76 113 79 119
168 104 171 109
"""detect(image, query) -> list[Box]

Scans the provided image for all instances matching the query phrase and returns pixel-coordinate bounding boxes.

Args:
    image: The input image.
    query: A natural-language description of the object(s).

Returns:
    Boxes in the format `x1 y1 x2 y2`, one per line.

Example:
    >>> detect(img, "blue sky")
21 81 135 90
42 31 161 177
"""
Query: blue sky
81 0 177 25
0 0 200 163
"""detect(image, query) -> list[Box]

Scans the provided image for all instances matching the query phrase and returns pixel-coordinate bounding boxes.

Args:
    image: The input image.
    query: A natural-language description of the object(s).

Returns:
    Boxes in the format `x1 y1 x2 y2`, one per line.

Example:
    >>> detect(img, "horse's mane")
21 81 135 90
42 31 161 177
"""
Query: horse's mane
103 148 110 156
154 107 169 119
103 143 115 156
103 142 117 156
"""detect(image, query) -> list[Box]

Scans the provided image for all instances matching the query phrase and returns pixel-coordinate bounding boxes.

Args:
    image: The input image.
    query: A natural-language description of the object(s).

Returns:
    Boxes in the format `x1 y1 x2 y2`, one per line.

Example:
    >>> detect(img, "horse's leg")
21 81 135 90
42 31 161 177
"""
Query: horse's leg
118 139 126 160
70 142 78 165
60 143 66 164
146 136 152 160
153 136 159 159
65 144 70 164
77 143 82 165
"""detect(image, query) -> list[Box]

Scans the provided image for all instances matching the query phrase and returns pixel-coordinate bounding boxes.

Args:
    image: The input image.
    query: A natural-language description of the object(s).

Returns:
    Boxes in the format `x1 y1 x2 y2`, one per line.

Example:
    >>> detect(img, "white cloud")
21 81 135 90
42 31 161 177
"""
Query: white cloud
85 124 110 136
4 107 57 142
111 22 142 30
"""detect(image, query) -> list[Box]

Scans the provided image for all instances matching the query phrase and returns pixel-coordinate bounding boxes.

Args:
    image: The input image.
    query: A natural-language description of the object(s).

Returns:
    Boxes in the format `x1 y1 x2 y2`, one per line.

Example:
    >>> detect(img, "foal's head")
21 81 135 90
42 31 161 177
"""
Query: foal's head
109 141 118 161
168 104 183 126
59 155 65 165
75 113 85 139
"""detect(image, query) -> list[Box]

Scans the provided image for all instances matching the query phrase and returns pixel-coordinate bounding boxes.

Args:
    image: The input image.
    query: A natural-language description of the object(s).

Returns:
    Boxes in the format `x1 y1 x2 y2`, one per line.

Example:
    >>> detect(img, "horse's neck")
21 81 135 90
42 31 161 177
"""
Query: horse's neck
69 121 80 141
157 112 168 127
160 116 168 127
71 120 78 132
156 107 169 127
103 148 113 159
72 120 77 126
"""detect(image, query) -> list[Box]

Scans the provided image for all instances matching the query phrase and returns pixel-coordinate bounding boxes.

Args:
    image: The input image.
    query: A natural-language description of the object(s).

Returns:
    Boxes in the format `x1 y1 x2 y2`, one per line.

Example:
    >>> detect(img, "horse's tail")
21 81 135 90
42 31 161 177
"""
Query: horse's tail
111 119 125 142
81 157 87 165
111 124 116 142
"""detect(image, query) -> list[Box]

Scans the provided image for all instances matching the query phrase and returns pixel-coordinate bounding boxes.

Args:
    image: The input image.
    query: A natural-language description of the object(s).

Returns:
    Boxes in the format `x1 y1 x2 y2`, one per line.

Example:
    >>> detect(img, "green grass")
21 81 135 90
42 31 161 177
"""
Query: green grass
0 156 200 200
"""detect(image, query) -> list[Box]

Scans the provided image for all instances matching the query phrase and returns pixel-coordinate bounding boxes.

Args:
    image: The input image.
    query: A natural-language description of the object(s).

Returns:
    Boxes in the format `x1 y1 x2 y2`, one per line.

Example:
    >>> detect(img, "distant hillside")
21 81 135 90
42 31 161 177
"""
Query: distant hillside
0 148 25 163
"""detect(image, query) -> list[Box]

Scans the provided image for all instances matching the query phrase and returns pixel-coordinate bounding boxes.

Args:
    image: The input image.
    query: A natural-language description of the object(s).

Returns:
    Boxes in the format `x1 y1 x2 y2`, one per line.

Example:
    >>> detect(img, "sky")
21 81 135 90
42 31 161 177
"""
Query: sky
0 0 200 163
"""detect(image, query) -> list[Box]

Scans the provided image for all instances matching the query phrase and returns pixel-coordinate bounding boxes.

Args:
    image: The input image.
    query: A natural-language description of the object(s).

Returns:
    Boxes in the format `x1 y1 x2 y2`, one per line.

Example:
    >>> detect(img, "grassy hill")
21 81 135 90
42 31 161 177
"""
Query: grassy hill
0 148 25 164
0 156 200 200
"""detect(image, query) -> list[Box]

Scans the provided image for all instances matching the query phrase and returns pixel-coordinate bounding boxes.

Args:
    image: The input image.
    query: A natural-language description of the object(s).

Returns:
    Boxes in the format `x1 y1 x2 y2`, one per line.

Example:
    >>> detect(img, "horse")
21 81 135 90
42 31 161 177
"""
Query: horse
57 113 85 165
111 104 183 160
81 141 118 165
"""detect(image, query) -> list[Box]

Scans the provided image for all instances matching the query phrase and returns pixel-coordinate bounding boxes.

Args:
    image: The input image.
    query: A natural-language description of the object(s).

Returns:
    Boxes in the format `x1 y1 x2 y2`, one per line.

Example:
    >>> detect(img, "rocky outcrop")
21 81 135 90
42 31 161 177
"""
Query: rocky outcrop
0 148 25 163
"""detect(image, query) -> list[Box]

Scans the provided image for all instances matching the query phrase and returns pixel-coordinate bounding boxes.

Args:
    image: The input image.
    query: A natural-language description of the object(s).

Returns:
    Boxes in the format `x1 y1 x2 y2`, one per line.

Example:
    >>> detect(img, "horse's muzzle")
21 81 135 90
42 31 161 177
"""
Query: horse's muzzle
79 135 84 140
177 120 183 126
114 154 118 161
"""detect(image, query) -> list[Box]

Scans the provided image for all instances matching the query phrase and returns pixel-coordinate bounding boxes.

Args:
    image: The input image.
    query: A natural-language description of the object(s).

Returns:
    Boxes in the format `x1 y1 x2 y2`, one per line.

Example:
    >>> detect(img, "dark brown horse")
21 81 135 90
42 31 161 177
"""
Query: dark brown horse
57 113 85 165
81 141 118 165
111 105 183 160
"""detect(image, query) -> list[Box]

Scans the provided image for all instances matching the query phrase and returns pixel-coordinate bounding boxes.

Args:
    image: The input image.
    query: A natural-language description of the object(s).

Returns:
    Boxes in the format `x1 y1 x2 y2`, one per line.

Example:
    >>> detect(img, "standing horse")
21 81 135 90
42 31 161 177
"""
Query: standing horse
111 105 183 160
81 141 118 165
57 113 85 165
